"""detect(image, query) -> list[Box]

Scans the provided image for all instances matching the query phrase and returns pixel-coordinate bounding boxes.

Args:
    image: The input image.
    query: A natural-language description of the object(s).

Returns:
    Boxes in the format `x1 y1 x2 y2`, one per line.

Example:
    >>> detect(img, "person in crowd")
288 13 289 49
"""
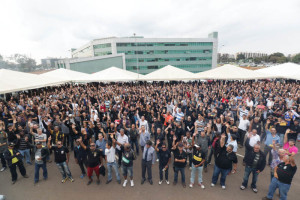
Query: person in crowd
270 140 285 181
34 142 49 185
129 124 139 155
120 143 136 187
264 120 280 165
4 142 29 184
0 122 8 172
262 154 297 200
74 139 87 179
116 128 129 168
155 140 171 185
78 138 102 185
47 136 74 183
211 134 237 190
189 134 206 189
141 140 156 185
172 140 187 188
139 125 150 153
16 131 32 165
240 137 266 193
105 138 121 184
283 129 298 156
237 113 250 148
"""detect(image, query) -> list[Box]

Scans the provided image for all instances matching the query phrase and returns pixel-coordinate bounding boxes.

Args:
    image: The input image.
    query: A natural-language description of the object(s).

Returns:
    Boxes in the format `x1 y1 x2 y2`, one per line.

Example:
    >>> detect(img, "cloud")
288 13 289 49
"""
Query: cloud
0 0 299 63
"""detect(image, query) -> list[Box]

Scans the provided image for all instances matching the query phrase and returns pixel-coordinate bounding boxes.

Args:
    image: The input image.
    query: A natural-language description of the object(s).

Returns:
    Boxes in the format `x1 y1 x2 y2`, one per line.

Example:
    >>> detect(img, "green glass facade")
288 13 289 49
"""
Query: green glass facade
115 42 213 74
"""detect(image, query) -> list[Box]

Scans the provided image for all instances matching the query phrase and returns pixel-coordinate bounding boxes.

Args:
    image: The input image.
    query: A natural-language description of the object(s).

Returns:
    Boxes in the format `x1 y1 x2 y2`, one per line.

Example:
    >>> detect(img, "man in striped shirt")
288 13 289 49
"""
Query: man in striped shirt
175 108 184 122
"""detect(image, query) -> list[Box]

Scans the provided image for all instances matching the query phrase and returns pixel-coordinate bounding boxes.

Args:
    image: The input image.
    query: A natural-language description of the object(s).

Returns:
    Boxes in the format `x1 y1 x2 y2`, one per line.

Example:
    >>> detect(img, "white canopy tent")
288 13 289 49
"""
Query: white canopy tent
39 68 91 82
140 65 198 81
88 66 143 82
0 69 67 94
195 64 275 80
256 62 300 80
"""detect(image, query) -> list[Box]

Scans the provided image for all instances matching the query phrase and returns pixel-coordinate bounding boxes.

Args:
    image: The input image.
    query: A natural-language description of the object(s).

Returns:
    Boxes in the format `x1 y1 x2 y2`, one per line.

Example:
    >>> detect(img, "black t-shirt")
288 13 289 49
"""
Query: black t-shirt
192 148 205 166
289 125 300 141
215 147 237 169
277 162 297 184
121 145 135 167
51 146 69 163
173 148 187 168
158 148 171 166
86 148 101 168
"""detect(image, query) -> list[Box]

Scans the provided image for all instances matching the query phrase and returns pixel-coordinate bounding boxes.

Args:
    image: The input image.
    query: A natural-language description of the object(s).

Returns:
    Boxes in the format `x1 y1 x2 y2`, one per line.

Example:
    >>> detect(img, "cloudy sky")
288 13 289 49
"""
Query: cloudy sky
0 0 299 62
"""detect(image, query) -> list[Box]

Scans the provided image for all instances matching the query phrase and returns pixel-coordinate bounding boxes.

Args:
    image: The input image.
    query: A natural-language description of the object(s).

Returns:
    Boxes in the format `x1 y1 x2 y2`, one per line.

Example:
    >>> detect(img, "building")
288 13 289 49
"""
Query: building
235 52 268 59
57 32 218 74
41 58 59 69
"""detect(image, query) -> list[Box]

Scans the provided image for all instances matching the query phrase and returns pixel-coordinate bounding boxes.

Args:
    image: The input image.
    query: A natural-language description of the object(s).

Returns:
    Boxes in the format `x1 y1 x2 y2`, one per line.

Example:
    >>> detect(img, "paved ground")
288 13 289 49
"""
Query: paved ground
0 143 299 200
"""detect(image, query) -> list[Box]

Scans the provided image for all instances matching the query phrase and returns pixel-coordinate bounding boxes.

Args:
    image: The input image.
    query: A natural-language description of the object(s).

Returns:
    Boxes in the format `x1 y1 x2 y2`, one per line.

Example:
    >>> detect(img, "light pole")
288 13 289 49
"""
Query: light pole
134 33 139 78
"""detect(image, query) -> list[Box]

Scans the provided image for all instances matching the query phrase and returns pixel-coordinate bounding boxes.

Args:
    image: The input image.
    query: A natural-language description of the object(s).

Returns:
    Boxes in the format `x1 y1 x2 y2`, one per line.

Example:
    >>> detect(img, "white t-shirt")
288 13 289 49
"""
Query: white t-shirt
105 147 116 163
249 134 261 147
116 132 128 150
238 118 250 131
226 135 238 153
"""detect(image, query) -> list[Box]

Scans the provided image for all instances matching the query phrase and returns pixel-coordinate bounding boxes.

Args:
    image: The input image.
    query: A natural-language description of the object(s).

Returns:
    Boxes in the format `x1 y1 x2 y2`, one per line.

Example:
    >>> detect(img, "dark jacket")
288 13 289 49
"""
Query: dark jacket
74 145 87 162
244 138 266 172
4 148 24 167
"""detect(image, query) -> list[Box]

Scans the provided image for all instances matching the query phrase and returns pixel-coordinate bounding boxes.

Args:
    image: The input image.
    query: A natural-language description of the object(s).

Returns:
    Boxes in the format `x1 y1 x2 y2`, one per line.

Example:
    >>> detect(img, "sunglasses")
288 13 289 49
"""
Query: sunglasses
57 144 62 146
162 146 166 148
90 145 96 147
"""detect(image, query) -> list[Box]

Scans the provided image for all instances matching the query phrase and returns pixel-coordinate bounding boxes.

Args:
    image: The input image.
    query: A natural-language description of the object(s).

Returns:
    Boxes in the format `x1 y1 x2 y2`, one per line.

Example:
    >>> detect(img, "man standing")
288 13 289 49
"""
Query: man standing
34 142 49 185
4 142 29 184
78 139 102 185
211 134 237 189
155 140 171 185
116 129 129 168
129 124 139 155
262 155 297 200
74 139 87 179
141 140 156 185
47 136 74 183
0 126 7 172
172 142 187 188
240 139 266 193
121 143 136 187
105 139 121 184
139 125 150 153
189 141 206 189
264 120 280 165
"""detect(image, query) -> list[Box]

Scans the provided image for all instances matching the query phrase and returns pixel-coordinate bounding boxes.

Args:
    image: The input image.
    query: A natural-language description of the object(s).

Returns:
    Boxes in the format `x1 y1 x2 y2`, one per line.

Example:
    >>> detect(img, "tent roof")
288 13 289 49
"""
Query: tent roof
89 67 143 82
140 65 197 81
0 69 66 94
39 68 91 82
195 64 274 80
256 63 300 79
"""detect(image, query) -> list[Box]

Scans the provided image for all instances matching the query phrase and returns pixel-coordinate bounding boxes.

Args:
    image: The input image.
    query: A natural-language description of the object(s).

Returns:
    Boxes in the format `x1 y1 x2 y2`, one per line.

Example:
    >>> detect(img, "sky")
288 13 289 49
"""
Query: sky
0 0 299 63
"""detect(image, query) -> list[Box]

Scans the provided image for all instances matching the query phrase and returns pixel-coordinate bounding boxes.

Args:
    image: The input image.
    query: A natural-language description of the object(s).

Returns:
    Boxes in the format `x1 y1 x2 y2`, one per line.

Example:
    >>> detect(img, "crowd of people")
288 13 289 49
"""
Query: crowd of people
0 80 299 200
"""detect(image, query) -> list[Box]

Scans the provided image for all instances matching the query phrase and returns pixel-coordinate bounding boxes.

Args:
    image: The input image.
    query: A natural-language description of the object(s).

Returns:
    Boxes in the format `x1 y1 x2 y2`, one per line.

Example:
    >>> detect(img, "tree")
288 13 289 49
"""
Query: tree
236 54 245 61
253 57 263 64
292 53 300 64
11 54 37 72
268 52 287 63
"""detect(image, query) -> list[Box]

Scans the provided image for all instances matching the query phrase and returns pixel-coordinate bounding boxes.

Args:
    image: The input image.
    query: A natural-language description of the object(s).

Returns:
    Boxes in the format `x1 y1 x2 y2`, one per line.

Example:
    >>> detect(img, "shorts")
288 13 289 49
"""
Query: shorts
122 165 133 178
87 165 100 177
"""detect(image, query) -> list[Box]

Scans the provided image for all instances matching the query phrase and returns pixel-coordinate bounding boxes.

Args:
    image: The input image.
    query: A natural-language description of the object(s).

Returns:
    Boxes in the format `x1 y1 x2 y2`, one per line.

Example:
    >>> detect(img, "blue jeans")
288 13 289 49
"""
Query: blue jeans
122 165 133 178
190 164 203 184
174 166 185 183
242 166 259 188
212 164 230 186
19 149 31 163
130 140 139 155
107 161 120 181
34 163 47 183
267 177 291 200
56 162 72 179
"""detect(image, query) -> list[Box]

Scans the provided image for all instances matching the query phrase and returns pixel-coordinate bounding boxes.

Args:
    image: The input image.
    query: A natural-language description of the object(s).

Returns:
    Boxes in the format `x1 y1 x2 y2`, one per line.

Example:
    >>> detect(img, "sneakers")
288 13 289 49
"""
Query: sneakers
211 183 215 187
166 180 170 185
149 180 153 185
199 183 205 189
123 180 128 187
12 180 16 185
182 183 186 188
69 177 75 182
159 180 163 185
106 179 112 184
87 180 93 185
252 188 258 193
240 185 246 190
130 180 134 187
80 174 86 179
117 180 121 184
23 175 29 178
61 178 68 183
189 167 192 170
156 159 159 162
189 183 194 188
141 179 146 185
0 167 6 172
222 185 226 190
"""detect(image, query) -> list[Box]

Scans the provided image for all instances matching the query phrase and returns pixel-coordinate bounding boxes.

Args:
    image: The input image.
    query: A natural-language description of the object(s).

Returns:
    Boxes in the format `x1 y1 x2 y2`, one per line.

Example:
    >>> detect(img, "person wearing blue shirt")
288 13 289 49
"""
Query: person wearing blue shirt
264 120 280 165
